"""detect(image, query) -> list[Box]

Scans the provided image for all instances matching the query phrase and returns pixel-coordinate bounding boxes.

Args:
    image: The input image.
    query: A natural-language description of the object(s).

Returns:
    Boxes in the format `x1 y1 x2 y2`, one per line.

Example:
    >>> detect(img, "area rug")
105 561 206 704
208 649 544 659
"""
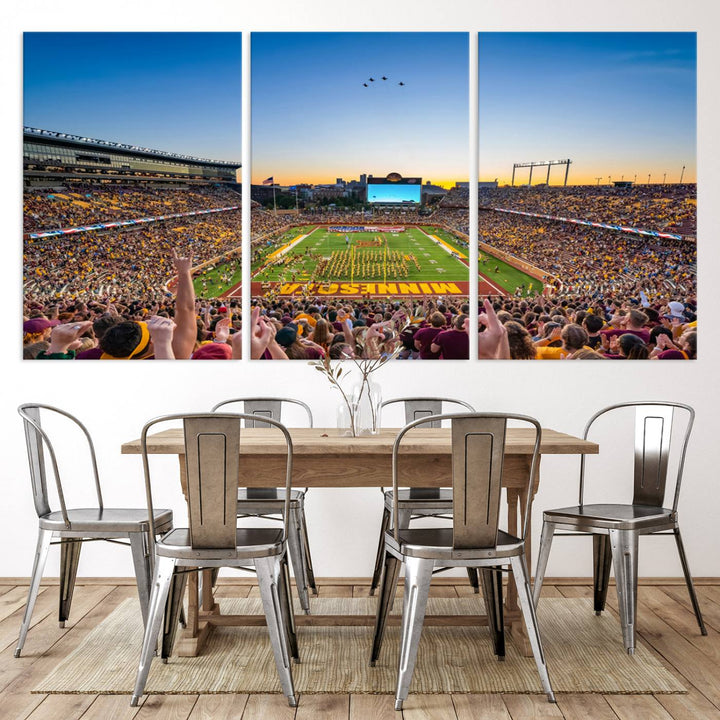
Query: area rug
34 597 685 695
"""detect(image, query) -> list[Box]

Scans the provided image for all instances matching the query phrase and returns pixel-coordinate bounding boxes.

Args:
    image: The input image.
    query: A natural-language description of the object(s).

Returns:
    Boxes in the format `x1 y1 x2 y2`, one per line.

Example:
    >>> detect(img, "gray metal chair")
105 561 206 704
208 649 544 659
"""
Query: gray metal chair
370 412 554 710
533 401 706 655
131 412 298 707
211 398 316 613
370 398 477 596
16 404 173 658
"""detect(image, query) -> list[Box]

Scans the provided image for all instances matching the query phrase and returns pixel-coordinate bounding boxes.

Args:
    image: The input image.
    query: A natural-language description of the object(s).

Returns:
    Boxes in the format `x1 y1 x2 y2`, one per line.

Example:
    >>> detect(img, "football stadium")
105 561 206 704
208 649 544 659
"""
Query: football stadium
222 173 541 301
23 137 697 362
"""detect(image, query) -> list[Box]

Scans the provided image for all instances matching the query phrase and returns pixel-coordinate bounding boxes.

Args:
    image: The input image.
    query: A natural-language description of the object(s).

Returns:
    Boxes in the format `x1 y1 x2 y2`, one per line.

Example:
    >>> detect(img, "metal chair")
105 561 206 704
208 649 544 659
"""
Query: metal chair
533 402 706 655
370 397 477 595
16 404 173 658
131 412 298 707
211 398 316 613
370 412 555 710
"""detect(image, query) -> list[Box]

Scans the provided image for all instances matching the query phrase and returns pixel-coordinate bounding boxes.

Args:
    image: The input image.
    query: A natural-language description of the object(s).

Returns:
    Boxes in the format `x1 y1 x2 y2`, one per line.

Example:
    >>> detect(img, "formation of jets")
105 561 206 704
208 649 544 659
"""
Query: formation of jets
362 76 405 87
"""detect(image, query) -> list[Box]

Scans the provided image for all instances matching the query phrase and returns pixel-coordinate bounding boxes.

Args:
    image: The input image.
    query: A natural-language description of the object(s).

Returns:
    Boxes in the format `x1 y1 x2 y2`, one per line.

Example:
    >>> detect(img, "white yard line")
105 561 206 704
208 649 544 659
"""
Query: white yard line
477 272 506 295
266 226 319 261
417 227 468 261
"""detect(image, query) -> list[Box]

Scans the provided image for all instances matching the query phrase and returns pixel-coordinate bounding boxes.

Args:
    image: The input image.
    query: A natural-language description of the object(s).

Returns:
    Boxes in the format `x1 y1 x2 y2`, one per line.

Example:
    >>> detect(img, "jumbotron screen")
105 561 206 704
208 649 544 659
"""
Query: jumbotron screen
367 175 422 205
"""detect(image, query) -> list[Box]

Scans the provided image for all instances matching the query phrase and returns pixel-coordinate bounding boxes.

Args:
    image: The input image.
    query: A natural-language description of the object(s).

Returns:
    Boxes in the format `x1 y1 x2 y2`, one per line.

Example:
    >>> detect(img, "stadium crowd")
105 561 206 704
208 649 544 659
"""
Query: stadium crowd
246 295 471 360
23 181 697 360
24 184 241 233
24 211 241 303
478 212 696 299
479 184 696 236
475 294 697 361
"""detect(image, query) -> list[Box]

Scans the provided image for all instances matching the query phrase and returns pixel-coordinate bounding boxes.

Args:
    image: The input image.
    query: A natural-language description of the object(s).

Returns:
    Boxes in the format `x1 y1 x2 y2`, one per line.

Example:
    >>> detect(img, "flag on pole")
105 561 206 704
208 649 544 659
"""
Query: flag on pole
262 177 274 185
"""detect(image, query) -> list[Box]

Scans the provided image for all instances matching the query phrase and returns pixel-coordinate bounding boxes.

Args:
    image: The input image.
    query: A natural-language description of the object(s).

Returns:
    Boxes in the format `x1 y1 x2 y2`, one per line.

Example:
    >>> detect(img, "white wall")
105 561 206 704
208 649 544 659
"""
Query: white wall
3 0 719 581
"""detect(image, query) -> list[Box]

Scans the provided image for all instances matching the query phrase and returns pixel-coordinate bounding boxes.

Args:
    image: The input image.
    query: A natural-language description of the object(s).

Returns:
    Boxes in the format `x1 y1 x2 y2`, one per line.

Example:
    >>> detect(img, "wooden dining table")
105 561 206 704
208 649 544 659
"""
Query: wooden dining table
121 426 598 657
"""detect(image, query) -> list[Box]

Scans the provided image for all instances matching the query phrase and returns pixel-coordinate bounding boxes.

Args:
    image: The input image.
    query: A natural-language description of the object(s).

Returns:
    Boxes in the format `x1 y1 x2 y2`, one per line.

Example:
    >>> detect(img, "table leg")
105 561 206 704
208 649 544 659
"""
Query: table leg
202 569 218 611
187 571 199 637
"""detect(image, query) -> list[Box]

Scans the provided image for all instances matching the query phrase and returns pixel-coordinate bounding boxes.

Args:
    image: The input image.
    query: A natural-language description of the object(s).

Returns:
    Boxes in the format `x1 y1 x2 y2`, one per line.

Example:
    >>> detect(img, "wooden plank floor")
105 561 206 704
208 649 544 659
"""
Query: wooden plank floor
0 579 718 720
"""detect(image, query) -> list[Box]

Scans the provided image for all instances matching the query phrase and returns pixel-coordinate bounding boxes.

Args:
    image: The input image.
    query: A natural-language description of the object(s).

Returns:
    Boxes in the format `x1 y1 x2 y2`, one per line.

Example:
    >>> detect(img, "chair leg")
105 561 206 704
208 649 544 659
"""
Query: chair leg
369 506 391 596
394 556 434 711
129 532 152 628
396 509 412 531
297 502 317 596
608 529 639 654
131 556 176 706
510 554 555 703
593 534 613 616
255 555 297 707
466 568 480 594
161 570 188 661
15 528 52 658
673 527 707 636
58 538 83 628
286 507 311 614
532 520 555 608
370 550 401 666
277 551 300 661
388 510 412 613
480 567 505 659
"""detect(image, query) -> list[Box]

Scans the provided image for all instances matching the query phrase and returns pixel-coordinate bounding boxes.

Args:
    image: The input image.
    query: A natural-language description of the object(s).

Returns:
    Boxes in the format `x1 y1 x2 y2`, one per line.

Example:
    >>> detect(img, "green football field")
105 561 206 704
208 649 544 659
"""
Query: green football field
192 225 543 297
193 258 242 298
252 226 469 283
478 253 544 296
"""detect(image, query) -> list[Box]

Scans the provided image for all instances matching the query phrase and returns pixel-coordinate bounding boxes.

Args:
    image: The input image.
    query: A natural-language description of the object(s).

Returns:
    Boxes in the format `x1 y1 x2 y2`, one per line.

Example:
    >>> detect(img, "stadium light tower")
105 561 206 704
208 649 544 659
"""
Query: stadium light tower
595 177 602 186
648 173 651 184
680 165 686 183
511 158 571 187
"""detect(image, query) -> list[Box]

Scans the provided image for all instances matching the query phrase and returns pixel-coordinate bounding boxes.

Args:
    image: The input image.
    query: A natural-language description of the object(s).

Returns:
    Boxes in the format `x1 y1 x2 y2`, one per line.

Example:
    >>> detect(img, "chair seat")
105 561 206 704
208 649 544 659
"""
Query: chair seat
544 503 675 531
237 488 305 512
384 488 453 511
39 508 173 533
156 528 284 560
385 527 523 560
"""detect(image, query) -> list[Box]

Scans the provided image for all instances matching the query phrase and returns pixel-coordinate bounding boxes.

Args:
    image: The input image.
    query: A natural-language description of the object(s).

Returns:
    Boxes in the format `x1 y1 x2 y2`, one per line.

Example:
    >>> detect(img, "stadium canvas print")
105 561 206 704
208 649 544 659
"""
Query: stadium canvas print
476 32 697 361
250 32 471 361
21 31 697 362
22 33 243 360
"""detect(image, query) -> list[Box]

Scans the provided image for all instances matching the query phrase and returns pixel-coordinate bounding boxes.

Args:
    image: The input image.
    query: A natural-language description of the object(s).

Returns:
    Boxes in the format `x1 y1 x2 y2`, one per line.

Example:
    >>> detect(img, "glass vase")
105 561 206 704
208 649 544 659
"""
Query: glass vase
336 400 358 437
353 379 382 436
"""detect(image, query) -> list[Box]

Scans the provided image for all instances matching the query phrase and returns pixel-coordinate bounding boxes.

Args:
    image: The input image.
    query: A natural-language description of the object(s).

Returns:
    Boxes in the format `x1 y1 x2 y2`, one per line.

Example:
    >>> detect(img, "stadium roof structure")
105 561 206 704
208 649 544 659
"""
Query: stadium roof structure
23 127 241 169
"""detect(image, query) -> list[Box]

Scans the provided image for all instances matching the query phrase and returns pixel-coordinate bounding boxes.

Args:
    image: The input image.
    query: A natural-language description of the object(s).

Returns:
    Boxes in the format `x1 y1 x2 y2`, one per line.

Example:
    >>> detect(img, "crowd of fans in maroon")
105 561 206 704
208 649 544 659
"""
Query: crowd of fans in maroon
23 182 696 360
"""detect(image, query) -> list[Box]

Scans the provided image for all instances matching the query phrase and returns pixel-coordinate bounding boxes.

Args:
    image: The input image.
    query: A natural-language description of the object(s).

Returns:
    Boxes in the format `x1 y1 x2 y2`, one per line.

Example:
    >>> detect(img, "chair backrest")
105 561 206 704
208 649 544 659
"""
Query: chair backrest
392 412 541 548
580 401 694 512
381 397 475 428
141 413 294 549
211 398 313 428
184 415 241 549
381 398 477 498
17 404 102 526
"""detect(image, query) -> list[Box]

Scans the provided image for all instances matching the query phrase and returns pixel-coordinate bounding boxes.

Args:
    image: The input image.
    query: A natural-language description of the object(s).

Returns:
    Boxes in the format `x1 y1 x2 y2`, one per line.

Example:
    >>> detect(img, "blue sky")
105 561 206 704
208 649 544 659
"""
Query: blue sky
23 32 693 187
479 32 696 185
252 33 468 187
24 33 242 162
